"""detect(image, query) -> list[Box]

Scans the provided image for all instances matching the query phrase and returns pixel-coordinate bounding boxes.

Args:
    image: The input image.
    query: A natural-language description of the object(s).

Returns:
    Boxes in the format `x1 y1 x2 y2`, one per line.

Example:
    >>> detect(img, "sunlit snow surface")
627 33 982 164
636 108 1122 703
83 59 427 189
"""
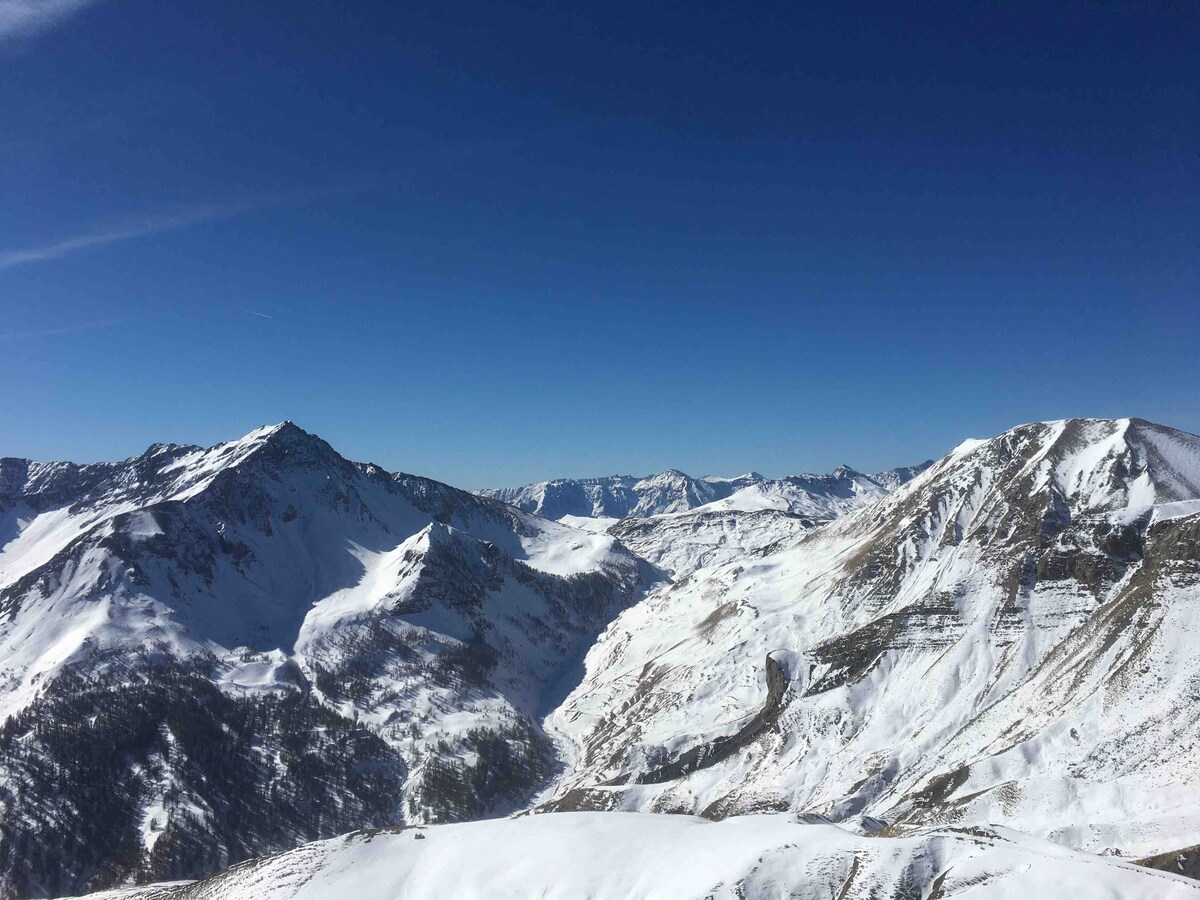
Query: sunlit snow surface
0 422 650 791
75 812 1199 900
10 417 1200 897
540 418 1200 858
483 462 930 521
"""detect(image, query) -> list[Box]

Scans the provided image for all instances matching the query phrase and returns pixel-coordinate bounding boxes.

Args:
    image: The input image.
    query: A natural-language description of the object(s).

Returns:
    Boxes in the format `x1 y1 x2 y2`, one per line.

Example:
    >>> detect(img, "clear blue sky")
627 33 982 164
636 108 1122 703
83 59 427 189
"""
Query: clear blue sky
1 1 1196 487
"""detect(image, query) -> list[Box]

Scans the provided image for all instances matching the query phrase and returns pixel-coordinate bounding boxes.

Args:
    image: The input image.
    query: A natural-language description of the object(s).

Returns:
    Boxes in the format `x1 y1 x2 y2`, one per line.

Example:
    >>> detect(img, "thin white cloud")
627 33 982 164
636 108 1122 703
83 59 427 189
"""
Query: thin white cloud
0 185 370 272
0 202 258 270
0 0 96 40
249 311 273 319
0 203 253 270
0 317 123 341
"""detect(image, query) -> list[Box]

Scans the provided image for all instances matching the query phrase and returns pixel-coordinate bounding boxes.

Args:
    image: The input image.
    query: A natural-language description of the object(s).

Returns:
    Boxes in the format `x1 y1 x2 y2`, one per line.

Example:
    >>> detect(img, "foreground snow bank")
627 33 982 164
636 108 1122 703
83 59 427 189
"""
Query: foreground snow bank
79 812 1198 900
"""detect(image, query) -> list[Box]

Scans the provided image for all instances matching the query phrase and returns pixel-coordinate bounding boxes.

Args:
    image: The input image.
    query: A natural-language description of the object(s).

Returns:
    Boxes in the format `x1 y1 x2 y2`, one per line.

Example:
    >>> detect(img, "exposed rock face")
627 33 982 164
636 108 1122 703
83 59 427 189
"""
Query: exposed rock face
0 423 651 898
538 418 1200 858
631 653 789 789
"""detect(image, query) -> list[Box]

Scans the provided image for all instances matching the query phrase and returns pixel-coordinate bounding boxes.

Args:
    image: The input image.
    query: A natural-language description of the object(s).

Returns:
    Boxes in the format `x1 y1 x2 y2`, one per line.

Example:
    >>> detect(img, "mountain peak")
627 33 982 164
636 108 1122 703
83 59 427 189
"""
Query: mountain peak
632 469 697 489
243 420 310 443
918 416 1200 522
236 420 340 459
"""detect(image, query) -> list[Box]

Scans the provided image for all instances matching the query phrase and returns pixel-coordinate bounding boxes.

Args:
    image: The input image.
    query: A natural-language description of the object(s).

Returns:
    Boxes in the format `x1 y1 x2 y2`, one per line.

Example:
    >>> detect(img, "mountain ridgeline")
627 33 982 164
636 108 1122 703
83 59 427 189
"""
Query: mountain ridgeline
480 462 933 521
0 423 651 898
539 418 1200 852
2 417 1200 899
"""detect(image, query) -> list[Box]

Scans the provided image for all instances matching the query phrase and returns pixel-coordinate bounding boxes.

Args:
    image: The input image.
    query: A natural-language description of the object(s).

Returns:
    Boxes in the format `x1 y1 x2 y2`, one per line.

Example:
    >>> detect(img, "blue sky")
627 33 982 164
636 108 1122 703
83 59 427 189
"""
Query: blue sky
1 1 1196 487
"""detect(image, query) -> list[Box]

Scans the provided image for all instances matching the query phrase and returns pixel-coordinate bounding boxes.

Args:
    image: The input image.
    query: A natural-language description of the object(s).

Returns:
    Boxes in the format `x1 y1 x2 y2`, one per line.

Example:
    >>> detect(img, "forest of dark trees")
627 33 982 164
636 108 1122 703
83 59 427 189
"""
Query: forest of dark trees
0 650 560 899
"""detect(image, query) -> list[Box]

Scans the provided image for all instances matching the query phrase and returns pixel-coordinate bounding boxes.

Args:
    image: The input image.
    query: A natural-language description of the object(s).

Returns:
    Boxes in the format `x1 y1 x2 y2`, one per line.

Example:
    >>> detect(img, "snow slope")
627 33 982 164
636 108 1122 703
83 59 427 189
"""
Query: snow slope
0 423 646 720
609 508 818 578
11 416 1200 899
538 418 1200 859
75 812 1200 900
0 423 655 897
486 463 932 581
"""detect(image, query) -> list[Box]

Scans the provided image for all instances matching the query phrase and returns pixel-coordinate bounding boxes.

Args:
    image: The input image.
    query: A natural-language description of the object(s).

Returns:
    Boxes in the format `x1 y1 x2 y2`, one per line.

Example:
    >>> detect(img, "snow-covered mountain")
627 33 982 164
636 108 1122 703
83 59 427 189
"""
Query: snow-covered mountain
481 462 932 521
537 418 1200 866
73 812 1200 900
608 507 819 578
10 416 1200 900
0 423 654 898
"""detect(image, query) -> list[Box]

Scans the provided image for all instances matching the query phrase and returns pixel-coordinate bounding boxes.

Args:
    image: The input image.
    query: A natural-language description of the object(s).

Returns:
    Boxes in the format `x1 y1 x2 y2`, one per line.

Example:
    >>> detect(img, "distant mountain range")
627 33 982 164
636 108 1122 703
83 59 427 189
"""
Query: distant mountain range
3 418 1200 898
479 461 933 521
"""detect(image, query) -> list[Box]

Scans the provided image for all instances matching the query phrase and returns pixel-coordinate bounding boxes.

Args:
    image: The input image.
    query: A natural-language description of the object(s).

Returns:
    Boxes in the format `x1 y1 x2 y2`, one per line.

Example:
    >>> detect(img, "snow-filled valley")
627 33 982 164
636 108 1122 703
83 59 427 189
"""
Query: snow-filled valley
3 417 1200 898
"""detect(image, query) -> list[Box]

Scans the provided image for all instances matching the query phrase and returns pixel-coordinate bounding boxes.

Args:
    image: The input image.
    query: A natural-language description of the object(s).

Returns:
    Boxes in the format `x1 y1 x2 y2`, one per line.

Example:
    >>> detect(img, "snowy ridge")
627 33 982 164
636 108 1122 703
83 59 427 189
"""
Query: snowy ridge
9 416 1200 899
0 423 647 720
480 461 932 521
539 418 1200 860
609 507 818 578
0 423 655 897
75 813 1200 900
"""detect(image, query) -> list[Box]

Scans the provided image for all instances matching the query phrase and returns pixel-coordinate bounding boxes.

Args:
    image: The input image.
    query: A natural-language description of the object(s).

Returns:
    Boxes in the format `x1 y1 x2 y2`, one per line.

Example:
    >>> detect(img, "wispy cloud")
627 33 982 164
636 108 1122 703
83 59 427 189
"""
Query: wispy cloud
0 317 123 341
0 0 97 40
0 188 350 272
0 201 253 271
249 311 273 319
